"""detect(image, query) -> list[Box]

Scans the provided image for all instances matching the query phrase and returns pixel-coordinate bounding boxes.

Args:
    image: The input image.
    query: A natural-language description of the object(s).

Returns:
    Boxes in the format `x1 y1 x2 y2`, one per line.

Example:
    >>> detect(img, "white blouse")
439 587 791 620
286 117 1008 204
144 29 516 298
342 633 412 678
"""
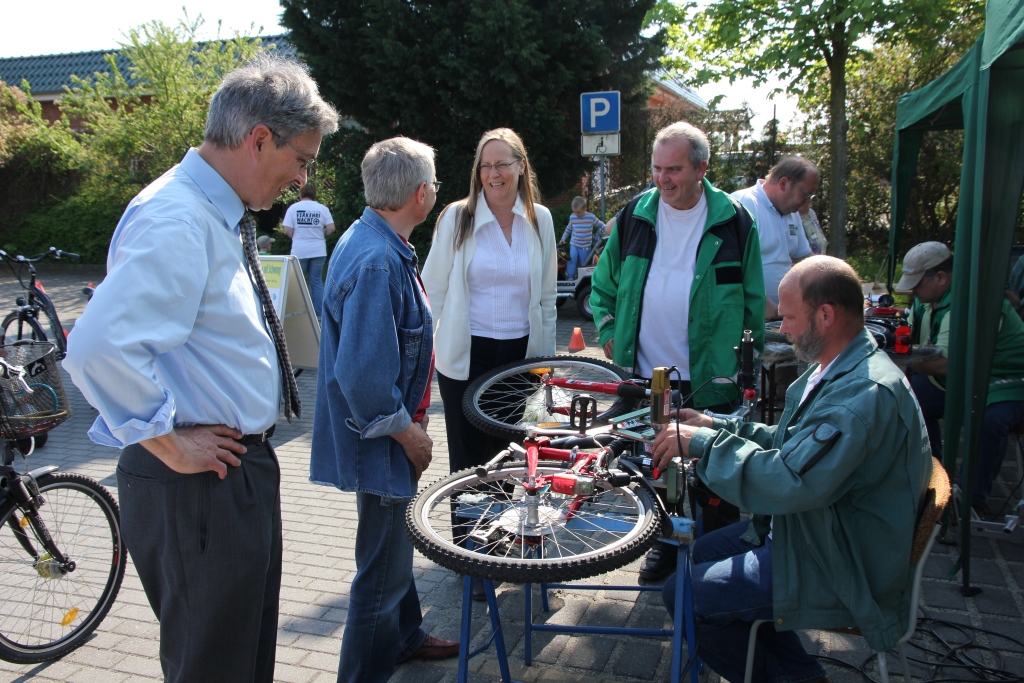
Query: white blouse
466 216 531 339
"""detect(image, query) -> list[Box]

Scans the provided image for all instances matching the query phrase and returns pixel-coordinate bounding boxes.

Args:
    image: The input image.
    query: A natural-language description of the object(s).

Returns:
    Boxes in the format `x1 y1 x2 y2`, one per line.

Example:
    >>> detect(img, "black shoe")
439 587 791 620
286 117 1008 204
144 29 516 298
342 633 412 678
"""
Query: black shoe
639 543 677 582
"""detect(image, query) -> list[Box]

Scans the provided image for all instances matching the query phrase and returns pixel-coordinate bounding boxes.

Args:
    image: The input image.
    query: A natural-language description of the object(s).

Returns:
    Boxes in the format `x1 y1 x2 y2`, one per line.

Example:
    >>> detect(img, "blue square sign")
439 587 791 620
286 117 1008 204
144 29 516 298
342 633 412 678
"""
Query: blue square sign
580 91 620 133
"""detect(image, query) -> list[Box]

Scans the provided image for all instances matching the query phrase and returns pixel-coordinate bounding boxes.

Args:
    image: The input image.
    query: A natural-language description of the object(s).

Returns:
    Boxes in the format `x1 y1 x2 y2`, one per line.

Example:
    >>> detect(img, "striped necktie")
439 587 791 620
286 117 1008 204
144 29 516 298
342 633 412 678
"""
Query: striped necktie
240 213 301 420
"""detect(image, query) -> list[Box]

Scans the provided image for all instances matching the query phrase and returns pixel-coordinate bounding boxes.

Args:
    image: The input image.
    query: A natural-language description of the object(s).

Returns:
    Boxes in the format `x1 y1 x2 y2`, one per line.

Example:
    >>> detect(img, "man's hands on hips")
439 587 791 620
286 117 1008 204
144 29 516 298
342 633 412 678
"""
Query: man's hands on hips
394 421 433 480
141 425 246 479
650 409 714 471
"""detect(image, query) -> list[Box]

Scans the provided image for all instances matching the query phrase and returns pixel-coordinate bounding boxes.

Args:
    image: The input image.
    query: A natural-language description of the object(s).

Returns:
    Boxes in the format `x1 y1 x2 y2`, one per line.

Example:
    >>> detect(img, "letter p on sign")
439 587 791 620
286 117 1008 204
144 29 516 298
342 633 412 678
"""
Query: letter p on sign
580 91 620 134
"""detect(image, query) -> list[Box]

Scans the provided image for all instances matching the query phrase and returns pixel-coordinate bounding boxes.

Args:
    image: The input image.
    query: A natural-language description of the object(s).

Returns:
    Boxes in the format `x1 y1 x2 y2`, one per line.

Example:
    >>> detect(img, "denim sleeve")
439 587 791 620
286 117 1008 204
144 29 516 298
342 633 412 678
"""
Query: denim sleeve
64 213 208 447
333 263 412 439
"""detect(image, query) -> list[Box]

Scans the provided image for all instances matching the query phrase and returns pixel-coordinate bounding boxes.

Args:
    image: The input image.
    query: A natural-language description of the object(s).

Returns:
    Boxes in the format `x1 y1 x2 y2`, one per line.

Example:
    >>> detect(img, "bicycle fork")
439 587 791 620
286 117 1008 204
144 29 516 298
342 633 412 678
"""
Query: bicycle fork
6 472 73 579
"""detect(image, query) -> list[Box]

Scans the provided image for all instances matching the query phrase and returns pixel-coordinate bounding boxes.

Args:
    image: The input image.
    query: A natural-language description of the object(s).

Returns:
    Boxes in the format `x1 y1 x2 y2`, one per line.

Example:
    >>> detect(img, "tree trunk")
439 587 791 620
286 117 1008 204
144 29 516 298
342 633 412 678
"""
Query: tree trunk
828 29 849 259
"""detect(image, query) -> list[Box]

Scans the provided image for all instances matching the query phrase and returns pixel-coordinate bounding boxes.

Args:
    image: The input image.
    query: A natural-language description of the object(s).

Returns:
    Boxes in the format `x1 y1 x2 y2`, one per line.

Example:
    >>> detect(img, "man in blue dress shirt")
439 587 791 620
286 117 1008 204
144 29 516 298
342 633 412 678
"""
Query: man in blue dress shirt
65 55 338 683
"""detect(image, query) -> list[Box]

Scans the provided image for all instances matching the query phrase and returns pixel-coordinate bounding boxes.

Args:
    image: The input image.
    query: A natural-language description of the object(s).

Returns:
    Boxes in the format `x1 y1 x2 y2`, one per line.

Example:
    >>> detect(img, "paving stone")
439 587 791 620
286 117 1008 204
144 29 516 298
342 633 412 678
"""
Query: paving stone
5 270 1024 683
611 638 664 679
921 580 969 611
973 586 1023 617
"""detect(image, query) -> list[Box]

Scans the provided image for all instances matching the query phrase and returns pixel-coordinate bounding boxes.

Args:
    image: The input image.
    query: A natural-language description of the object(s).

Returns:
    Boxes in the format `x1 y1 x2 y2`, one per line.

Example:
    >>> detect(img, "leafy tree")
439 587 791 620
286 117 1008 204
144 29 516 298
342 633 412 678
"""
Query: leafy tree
797 3 985 262
652 0 983 258
4 17 272 261
0 82 83 249
281 0 664 250
59 17 266 196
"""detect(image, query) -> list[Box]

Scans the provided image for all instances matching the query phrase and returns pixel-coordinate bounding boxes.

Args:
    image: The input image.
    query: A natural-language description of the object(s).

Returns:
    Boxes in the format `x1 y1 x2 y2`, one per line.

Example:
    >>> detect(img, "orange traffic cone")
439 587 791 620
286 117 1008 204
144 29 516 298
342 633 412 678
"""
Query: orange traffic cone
568 327 587 352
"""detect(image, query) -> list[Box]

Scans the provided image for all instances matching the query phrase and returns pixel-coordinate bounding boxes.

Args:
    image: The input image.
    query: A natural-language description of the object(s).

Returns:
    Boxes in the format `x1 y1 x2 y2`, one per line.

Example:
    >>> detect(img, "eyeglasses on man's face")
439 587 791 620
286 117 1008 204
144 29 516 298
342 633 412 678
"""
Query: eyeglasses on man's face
479 160 519 173
427 180 442 191
267 127 317 173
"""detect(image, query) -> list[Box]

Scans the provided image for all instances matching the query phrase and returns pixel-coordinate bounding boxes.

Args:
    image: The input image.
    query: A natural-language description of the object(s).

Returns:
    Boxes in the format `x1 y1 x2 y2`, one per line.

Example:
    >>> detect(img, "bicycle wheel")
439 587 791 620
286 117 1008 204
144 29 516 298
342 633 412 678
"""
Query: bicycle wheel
0 472 126 664
463 355 630 441
32 291 66 358
407 463 660 583
1 312 48 348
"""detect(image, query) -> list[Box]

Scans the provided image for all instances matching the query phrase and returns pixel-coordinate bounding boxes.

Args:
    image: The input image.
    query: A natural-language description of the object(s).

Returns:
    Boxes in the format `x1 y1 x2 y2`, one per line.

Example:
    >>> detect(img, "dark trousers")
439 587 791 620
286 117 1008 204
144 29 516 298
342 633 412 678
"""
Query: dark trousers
662 522 826 683
117 441 283 683
437 334 530 473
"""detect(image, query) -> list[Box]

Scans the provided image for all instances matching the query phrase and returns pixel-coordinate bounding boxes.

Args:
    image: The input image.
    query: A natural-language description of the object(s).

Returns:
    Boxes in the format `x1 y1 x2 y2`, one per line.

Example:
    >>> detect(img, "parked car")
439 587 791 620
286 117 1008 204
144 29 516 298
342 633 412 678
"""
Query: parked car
555 235 607 320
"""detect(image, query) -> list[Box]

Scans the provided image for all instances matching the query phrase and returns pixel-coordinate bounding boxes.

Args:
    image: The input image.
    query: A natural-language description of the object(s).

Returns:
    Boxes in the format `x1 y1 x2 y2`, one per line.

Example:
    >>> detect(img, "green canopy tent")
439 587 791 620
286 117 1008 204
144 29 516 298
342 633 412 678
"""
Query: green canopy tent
887 0 1024 593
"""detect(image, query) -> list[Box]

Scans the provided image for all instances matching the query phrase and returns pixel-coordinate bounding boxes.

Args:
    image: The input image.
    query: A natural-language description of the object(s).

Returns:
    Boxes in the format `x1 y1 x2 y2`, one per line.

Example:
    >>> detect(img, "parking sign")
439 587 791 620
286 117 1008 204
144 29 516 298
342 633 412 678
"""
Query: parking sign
580 91 620 133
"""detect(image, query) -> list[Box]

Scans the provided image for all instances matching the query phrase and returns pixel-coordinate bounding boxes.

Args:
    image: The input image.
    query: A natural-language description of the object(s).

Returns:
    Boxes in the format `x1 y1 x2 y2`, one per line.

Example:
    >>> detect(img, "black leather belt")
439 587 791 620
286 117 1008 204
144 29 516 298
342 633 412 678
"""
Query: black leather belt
238 425 275 446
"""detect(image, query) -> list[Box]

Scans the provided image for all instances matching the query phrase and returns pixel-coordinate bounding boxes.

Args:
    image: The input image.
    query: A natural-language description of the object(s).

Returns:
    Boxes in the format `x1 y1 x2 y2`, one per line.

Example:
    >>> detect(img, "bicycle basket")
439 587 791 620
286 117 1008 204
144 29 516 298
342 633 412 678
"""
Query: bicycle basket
0 341 71 440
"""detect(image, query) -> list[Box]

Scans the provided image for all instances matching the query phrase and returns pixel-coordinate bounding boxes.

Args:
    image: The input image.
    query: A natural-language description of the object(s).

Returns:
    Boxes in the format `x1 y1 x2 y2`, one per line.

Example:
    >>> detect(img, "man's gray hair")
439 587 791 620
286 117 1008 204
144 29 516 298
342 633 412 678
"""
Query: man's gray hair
362 137 436 211
205 54 339 148
653 121 710 168
767 156 818 184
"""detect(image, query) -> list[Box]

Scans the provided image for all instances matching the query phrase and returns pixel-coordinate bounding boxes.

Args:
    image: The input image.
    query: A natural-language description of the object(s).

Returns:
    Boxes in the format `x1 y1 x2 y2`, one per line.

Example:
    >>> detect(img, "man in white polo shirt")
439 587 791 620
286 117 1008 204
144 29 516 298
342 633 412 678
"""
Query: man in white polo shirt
283 182 336 318
733 157 819 316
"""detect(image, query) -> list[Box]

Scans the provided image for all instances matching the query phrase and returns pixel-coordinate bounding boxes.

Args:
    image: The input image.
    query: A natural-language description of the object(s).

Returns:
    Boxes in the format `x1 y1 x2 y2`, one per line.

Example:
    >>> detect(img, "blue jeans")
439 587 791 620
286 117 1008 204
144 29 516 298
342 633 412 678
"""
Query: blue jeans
663 523 826 683
911 373 1024 505
299 256 326 318
566 244 590 279
338 492 425 683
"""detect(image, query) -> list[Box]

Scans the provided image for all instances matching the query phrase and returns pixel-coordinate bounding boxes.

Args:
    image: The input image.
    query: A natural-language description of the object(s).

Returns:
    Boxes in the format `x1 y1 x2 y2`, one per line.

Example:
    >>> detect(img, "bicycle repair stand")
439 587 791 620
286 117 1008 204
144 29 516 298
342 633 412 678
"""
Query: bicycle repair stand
455 517 699 683
457 575 518 683
523 516 699 683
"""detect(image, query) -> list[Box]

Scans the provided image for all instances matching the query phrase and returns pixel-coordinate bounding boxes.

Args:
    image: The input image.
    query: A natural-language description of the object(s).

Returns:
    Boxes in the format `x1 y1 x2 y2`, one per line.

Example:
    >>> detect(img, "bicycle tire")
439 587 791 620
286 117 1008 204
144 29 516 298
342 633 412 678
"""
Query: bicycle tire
32 289 66 358
407 463 660 583
462 355 629 442
1 311 48 348
0 472 126 664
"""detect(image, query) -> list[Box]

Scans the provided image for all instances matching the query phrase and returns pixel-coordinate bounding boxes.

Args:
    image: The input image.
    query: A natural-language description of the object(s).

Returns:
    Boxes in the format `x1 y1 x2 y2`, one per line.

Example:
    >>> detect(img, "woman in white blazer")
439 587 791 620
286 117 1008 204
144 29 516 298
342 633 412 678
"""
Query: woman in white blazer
421 128 557 480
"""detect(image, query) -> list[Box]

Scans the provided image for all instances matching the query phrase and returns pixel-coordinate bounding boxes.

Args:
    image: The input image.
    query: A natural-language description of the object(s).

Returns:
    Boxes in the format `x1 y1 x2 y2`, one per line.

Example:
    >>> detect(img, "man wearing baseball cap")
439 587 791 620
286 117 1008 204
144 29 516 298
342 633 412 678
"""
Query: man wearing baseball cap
898 241 1024 513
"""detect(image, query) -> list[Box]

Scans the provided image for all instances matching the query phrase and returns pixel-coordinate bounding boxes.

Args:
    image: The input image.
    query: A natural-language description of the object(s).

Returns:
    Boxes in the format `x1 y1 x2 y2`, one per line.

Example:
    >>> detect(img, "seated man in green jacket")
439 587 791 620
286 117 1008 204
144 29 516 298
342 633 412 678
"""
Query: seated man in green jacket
651 256 932 683
897 241 1024 514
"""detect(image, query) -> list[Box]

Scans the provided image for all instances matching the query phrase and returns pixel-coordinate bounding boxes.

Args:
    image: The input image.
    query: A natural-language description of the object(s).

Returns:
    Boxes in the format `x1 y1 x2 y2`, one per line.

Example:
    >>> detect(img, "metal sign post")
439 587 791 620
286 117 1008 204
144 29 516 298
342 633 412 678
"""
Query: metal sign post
580 92 621 222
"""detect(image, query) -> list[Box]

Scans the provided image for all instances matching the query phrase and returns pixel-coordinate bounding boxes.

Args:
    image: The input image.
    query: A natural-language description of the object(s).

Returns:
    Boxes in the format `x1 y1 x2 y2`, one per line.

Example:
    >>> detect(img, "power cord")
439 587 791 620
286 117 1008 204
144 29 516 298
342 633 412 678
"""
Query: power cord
813 612 1024 682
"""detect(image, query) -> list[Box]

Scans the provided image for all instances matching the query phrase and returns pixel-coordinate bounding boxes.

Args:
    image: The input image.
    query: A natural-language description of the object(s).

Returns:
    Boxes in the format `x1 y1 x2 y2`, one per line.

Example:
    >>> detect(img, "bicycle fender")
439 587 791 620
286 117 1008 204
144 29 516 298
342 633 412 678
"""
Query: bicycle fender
29 465 59 479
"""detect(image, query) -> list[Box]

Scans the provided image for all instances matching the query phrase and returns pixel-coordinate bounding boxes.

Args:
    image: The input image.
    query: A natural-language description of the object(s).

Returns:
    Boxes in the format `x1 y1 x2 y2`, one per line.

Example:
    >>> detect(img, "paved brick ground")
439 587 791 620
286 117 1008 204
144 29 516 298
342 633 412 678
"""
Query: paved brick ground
1 265 1023 682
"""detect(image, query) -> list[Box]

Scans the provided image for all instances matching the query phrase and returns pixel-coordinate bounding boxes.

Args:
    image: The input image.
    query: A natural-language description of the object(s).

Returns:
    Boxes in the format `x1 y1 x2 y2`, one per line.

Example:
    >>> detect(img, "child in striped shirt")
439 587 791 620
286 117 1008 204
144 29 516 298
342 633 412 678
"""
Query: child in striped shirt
559 196 605 278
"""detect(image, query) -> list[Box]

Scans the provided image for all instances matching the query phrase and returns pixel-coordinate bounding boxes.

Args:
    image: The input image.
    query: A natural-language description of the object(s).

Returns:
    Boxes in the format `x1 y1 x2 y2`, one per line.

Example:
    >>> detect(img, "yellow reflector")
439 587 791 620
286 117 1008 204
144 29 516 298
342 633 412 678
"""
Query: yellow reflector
528 368 552 375
19 515 29 528
61 608 79 626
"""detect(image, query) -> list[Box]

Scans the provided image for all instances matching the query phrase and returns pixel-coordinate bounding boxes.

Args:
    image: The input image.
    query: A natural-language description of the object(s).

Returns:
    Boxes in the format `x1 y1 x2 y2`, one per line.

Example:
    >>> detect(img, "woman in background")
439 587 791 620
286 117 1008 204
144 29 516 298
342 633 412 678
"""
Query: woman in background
422 128 556 480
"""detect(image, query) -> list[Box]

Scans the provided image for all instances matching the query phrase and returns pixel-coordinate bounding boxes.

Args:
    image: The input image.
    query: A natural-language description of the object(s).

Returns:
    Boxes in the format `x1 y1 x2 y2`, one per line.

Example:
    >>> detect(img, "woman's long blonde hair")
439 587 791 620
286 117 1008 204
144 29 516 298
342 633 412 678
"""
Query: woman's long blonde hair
438 128 543 252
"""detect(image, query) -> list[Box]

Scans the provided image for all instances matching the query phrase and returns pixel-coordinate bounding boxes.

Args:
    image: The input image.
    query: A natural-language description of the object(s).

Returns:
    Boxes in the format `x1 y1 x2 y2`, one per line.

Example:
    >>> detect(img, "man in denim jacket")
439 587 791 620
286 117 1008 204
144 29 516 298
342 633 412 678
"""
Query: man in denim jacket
652 256 931 683
312 137 458 682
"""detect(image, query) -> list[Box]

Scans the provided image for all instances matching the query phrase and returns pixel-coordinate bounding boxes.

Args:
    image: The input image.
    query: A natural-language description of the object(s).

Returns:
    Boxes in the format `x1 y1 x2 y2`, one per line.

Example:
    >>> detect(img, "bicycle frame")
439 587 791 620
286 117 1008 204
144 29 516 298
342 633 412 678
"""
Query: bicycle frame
2 248 78 357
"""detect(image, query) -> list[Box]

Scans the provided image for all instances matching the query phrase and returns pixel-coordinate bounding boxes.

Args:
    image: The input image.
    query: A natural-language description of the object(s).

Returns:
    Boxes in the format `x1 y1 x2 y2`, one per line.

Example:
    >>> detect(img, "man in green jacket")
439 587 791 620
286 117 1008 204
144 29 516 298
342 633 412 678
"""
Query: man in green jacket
590 121 765 580
652 256 932 683
898 241 1024 512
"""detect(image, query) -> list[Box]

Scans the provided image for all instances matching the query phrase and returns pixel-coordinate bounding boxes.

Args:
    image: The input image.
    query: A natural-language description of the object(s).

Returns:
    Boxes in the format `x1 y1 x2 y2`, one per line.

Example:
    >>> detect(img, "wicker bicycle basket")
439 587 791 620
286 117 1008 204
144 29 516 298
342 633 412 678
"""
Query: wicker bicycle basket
0 341 71 440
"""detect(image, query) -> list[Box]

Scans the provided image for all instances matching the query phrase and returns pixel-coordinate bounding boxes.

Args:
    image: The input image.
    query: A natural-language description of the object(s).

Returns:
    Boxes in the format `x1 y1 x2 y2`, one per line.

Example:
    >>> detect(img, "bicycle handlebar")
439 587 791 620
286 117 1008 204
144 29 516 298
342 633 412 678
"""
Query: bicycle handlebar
0 247 80 263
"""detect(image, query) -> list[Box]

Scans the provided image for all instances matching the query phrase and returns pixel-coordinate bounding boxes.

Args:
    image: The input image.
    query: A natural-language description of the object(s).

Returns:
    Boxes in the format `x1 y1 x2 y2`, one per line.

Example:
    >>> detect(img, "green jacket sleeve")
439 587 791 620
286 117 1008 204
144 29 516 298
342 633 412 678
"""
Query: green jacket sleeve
590 222 622 347
691 383 889 516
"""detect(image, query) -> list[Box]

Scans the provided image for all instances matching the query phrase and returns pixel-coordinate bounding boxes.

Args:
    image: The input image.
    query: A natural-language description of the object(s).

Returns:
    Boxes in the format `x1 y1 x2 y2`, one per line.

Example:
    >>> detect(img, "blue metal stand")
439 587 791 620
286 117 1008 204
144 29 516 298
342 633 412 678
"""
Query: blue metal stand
456 574 521 683
522 517 700 683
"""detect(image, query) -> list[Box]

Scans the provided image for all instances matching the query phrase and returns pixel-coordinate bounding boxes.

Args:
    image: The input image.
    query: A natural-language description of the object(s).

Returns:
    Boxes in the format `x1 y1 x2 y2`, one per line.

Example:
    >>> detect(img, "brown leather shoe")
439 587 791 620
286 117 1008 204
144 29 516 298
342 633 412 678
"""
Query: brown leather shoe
407 634 460 661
